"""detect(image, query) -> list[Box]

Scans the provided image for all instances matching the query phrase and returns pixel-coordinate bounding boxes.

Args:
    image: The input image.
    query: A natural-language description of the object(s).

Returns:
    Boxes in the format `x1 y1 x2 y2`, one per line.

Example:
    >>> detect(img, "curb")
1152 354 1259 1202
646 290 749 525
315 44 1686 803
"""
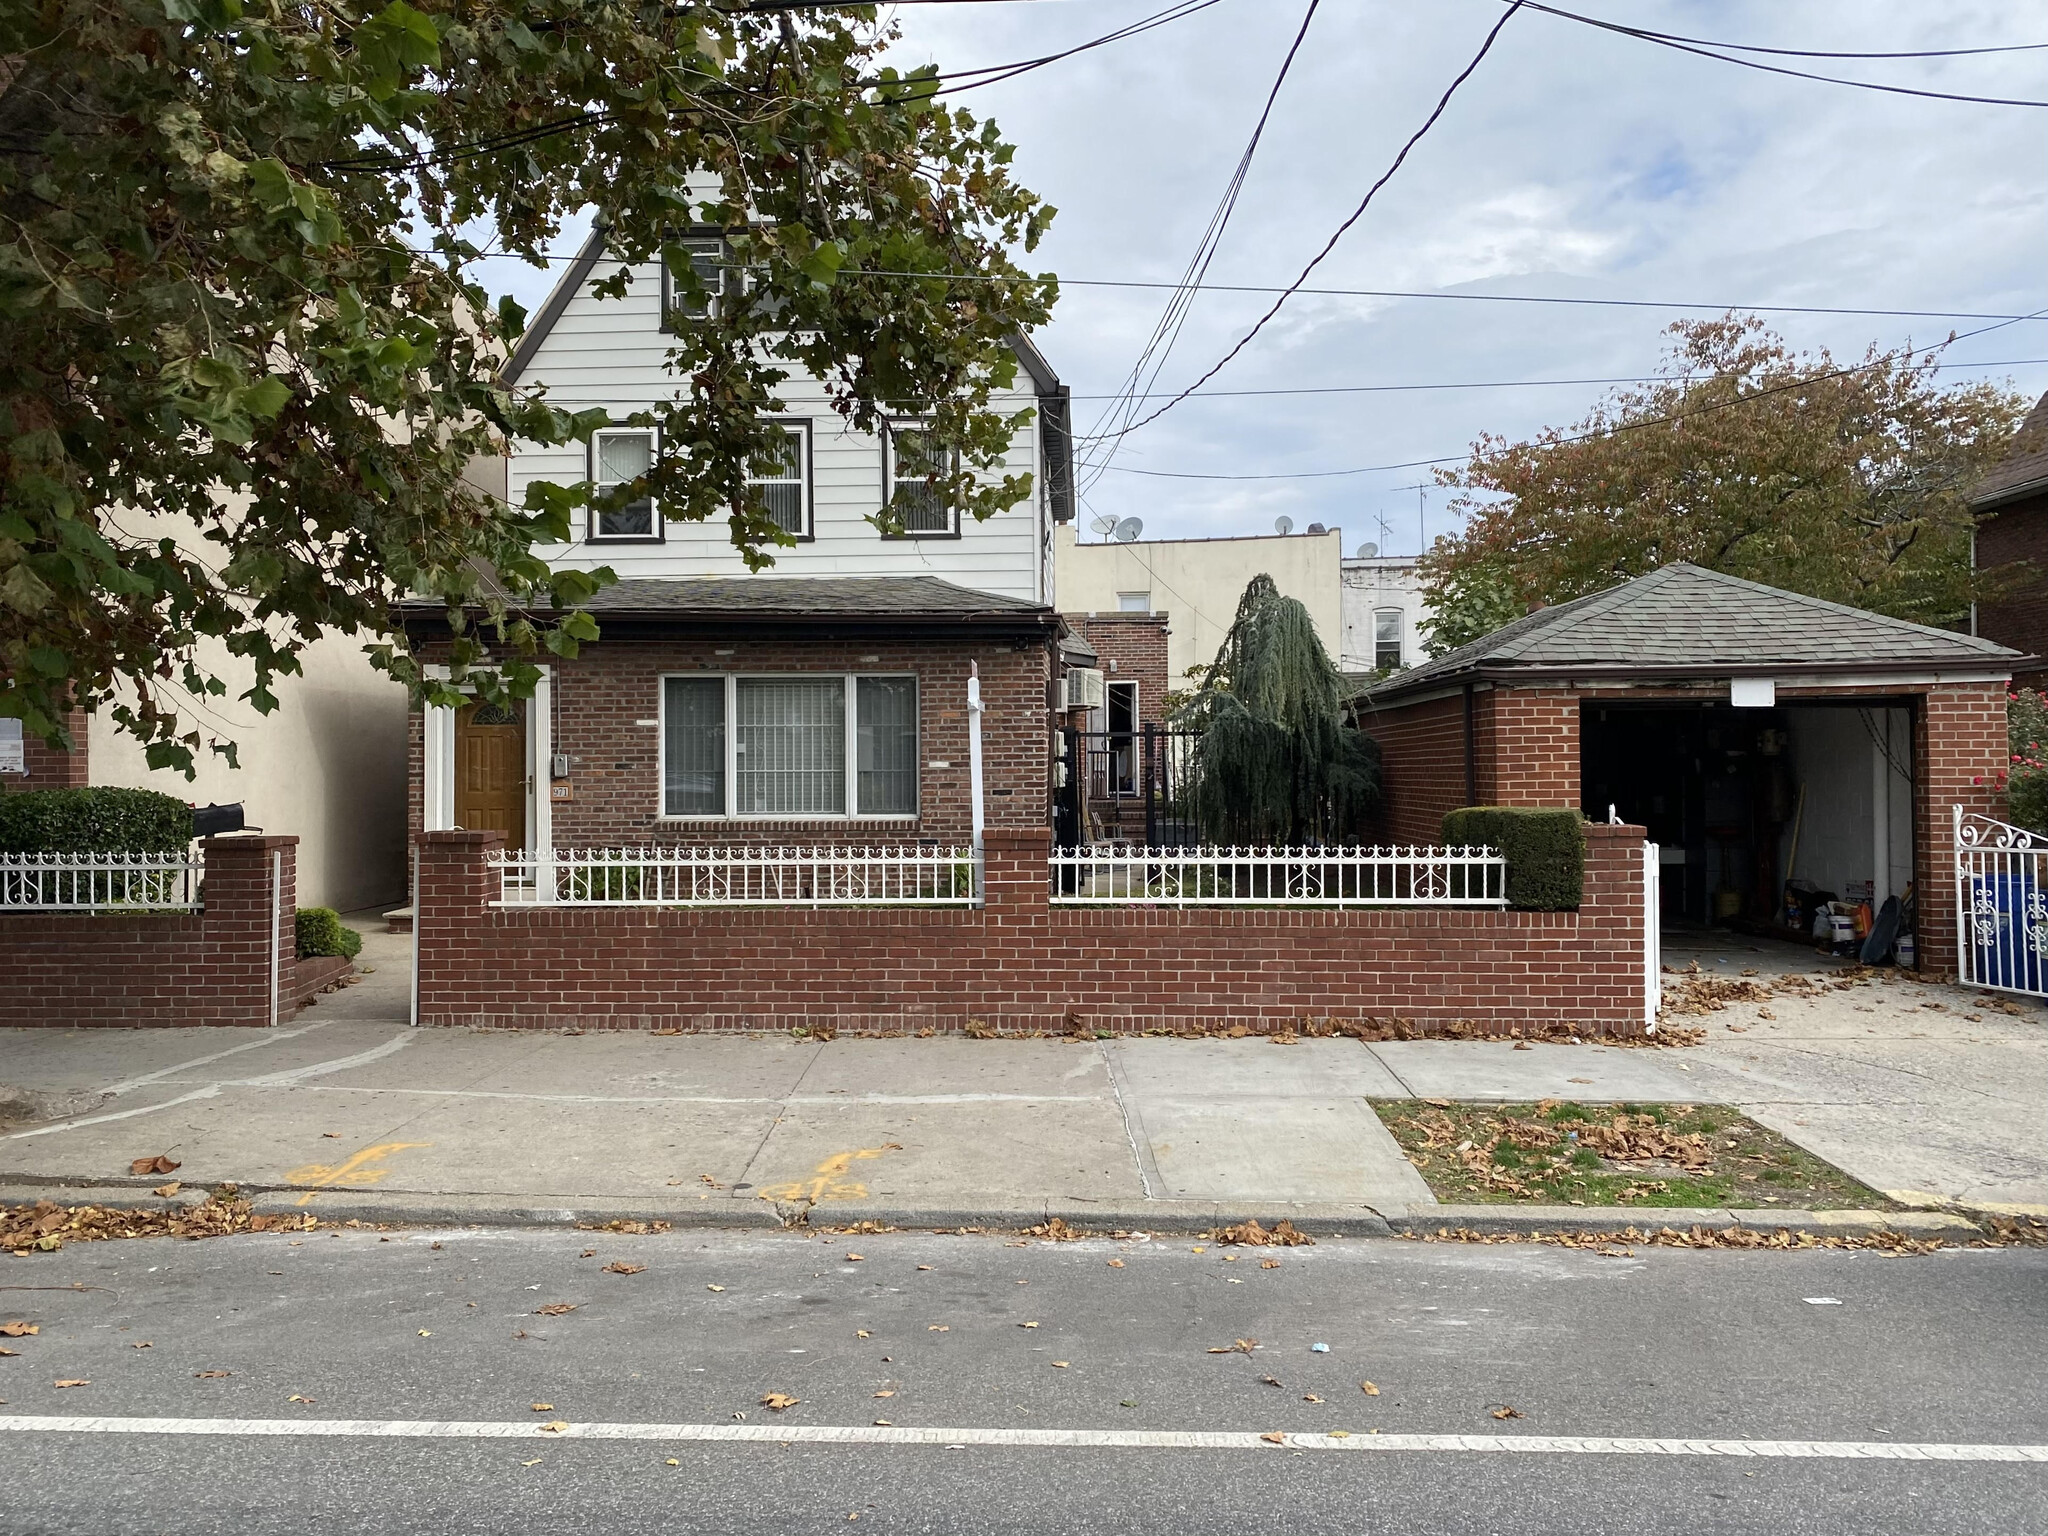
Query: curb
1378 1204 1982 1239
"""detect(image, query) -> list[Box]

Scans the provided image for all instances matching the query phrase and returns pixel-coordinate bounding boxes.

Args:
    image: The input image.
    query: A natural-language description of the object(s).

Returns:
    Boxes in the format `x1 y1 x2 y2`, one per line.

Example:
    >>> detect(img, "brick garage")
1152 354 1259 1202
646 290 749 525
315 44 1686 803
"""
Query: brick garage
402 576 1060 852
1355 563 2028 978
0 835 311 1028
413 823 1653 1034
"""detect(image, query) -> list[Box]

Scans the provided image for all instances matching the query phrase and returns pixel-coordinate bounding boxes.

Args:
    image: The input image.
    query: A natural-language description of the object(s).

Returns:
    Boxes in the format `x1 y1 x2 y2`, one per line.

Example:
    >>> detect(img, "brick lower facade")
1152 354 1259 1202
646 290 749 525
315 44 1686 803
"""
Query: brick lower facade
409 634 1055 850
1975 490 2048 691
413 823 1653 1034
0 709 88 794
0 835 300 1028
1062 613 1172 725
1357 686 1580 844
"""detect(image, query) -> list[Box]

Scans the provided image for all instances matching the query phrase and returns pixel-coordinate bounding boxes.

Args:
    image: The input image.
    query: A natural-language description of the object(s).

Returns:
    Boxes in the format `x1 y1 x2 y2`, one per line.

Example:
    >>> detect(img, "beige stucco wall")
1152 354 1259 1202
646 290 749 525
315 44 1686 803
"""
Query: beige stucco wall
1053 525 1344 682
88 631 409 915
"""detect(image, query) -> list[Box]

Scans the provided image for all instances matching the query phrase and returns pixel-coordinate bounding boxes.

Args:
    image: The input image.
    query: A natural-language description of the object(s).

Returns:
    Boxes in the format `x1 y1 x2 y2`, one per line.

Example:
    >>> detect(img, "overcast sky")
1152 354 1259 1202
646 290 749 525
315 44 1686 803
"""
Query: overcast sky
489 0 2047 558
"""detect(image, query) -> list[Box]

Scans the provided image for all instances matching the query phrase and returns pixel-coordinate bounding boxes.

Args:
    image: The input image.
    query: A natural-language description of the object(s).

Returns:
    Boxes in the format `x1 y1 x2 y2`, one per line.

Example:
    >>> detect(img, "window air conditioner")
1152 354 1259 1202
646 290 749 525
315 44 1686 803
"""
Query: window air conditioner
1064 667 1106 711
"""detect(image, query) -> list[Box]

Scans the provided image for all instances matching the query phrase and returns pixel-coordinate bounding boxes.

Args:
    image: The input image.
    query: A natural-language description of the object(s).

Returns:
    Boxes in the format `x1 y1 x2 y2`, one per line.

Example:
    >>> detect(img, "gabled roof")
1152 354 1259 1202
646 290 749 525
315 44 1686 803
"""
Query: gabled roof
1360 562 2025 702
397 574 1056 640
499 225 1073 523
1970 389 2048 510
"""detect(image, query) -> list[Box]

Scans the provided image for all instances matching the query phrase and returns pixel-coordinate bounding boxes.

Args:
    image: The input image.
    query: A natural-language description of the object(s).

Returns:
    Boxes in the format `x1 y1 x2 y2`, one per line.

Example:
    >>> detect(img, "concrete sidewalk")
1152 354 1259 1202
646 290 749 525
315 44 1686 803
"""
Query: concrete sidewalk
1 918 2040 1227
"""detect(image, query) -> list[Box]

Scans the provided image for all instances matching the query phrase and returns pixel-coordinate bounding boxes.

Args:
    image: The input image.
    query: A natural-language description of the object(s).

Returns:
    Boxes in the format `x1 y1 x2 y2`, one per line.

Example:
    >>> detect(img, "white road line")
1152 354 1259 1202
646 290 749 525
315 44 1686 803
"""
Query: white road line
0 1417 2042 1461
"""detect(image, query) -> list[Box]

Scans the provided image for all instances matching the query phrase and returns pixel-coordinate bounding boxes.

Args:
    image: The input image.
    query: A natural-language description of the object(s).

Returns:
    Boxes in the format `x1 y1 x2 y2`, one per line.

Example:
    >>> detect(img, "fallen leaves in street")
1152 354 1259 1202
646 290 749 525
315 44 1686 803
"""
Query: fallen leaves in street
194 1370 230 1379
535 1303 578 1317
1050 1361 1069 1369
1492 1406 1523 1420
578 1249 597 1258
602 1262 646 1276
1 1197 314 1254
130 1341 152 1350
1412 1224 1949 1256
855 1330 870 1338
927 1325 949 1333
1206 1338 1259 1355
0 1347 16 1357
843 1254 864 1263
287 1394 315 1404
0 1322 37 1337
1303 1394 1322 1403
531 1404 554 1413
539 1420 570 1434
1259 1259 1281 1269
760 1393 800 1412
1106 1258 1125 1268
1204 1219 1313 1248
1018 1322 1039 1329
152 1183 181 1198
873 1390 894 1399
1259 1432 1286 1445
129 1155 180 1177
576 1220 671 1235
707 1285 726 1293
1360 1381 1380 1396
1023 1217 1087 1241
1260 1375 1283 1388
52 1379 89 1389
1981 1215 2048 1246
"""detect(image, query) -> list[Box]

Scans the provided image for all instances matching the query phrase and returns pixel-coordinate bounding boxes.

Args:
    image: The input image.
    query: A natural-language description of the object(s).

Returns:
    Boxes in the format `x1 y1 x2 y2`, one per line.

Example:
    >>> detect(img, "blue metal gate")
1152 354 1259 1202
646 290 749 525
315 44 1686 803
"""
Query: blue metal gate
1955 807 2048 997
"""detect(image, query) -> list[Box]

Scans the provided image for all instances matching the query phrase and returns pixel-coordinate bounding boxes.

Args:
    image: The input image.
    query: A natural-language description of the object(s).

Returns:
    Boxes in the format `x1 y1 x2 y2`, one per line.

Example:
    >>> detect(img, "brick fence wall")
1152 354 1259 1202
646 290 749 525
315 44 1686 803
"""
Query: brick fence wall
414 823 1652 1034
0 835 298 1028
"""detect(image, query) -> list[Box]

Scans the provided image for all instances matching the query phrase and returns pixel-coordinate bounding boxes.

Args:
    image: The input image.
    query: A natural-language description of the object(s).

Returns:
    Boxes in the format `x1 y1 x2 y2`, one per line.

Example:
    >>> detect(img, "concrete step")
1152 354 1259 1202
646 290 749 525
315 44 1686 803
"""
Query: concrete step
382 906 413 933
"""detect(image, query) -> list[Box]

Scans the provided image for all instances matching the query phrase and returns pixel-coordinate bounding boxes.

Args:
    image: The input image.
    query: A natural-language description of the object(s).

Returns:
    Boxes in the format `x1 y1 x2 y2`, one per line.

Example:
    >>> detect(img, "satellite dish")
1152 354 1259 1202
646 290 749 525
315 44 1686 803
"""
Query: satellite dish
1090 513 1118 535
1274 515 1294 536
1357 541 1379 559
1305 522 1327 536
1112 517 1144 543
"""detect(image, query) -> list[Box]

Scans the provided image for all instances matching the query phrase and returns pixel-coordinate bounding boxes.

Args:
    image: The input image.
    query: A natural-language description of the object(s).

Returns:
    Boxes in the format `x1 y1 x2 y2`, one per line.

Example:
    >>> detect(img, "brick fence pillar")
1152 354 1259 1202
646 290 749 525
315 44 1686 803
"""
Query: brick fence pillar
415 830 503 1024
197 834 298 1027
981 826 1052 919
1916 683 2011 980
1581 821 1651 1029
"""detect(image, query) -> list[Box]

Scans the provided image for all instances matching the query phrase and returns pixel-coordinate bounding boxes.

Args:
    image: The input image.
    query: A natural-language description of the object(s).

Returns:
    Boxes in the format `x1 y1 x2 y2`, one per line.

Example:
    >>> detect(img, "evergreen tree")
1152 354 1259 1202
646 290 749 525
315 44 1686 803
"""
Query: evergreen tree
1172 575 1380 845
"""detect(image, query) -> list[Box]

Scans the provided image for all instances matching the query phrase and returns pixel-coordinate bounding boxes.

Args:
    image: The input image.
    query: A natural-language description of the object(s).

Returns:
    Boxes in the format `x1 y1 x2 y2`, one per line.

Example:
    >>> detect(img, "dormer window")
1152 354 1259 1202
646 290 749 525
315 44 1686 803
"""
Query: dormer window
662 236 734 321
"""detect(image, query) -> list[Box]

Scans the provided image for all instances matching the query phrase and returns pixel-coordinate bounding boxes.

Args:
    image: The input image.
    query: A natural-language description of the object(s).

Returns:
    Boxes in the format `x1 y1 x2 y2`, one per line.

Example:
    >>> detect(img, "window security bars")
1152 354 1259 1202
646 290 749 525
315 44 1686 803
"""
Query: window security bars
494 845 980 907
1047 844 1506 907
0 851 204 911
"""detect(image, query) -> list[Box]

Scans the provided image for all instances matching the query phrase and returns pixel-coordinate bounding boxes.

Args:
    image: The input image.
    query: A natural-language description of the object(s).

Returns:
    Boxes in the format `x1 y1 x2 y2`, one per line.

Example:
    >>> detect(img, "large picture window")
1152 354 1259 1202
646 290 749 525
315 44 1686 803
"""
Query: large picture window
589 427 659 541
883 422 959 536
661 674 919 819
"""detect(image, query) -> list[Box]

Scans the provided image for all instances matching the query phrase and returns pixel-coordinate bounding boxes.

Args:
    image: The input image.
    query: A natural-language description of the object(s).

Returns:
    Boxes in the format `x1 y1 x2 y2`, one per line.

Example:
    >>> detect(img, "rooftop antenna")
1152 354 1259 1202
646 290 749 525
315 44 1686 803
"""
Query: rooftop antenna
1112 517 1144 543
1273 515 1294 536
1089 513 1118 540
1374 513 1393 554
1356 541 1379 559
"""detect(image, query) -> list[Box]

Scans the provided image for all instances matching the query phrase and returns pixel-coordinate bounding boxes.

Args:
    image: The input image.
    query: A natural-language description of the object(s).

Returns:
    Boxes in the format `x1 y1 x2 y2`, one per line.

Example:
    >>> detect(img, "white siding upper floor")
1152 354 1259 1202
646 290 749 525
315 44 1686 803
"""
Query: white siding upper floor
501 234 1072 606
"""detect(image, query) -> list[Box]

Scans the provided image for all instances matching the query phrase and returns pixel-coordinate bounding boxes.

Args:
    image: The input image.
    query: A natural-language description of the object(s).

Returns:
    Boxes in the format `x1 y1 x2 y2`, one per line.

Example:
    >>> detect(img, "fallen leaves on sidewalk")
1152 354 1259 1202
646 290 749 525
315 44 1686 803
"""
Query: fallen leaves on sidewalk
602 1262 646 1276
129 1155 180 1177
152 1183 181 1198
1204 1220 1313 1247
760 1393 800 1412
1 1197 314 1254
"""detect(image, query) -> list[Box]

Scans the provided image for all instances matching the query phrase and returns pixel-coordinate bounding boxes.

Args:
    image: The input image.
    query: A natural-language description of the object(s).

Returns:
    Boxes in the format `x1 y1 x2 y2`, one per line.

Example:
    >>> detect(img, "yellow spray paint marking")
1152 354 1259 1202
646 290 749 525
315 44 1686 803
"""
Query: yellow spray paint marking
756 1144 902 1204
285 1142 433 1205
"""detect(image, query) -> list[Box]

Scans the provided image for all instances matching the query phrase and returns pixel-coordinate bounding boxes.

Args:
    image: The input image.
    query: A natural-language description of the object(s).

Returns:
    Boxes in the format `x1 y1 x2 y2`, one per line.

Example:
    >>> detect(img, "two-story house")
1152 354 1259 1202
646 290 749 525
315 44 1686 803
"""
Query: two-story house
402 229 1074 856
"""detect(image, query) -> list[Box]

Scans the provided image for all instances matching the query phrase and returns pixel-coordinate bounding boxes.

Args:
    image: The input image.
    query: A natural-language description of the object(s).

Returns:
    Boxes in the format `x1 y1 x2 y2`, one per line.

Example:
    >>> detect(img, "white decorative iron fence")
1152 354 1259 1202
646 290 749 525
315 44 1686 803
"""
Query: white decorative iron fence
1954 807 2048 997
1048 844 1507 907
493 845 981 907
0 851 204 912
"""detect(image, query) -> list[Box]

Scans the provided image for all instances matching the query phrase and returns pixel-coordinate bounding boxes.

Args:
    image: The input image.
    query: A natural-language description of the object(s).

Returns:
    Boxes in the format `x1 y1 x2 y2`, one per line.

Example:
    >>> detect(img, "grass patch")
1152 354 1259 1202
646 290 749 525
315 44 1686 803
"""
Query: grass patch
1372 1100 1888 1210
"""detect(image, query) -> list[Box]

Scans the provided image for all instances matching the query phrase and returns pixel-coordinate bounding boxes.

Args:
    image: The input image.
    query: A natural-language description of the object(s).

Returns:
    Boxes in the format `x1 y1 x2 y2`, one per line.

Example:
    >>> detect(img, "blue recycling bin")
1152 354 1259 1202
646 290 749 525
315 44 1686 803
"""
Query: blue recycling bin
1970 871 2045 993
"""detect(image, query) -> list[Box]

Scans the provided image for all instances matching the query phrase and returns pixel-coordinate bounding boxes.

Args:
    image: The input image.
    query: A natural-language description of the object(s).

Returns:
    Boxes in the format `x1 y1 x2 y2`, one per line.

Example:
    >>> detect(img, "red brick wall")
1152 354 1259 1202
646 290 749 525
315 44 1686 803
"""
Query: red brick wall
414 823 1652 1034
1484 690 1581 806
1916 680 2012 977
1 709 89 794
1356 691 1468 843
409 636 1053 850
0 836 300 1028
1976 492 2048 691
1063 614 1171 725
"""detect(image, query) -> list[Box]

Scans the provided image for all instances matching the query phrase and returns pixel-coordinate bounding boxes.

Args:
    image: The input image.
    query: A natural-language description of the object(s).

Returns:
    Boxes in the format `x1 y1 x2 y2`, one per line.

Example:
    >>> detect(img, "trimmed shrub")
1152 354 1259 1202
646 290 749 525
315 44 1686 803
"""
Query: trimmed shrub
1441 806 1586 910
0 787 193 854
2005 689 2048 836
296 907 363 961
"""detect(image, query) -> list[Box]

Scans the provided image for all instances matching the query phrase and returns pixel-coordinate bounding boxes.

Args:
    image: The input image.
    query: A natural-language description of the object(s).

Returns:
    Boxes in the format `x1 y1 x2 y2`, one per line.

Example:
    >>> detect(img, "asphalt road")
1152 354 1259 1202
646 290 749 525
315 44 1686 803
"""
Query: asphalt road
0 1226 2044 1534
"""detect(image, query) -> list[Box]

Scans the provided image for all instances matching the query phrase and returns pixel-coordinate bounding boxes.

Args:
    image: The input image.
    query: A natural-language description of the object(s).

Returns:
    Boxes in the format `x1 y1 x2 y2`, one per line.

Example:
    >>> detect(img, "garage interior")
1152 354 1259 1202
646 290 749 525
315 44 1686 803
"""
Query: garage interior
1580 699 1914 933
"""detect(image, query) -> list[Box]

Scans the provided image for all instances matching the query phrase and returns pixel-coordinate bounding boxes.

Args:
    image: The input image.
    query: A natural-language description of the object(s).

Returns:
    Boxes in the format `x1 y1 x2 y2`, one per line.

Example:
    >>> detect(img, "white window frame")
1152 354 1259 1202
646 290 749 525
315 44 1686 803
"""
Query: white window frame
658 672 920 822
749 420 813 540
882 420 960 538
661 235 734 322
588 425 662 543
1116 592 1152 613
1373 607 1404 671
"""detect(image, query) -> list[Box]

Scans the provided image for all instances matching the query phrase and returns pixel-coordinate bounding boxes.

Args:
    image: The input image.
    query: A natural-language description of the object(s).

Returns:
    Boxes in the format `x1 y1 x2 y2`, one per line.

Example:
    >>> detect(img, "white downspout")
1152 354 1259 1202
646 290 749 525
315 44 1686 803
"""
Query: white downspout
968 662 986 902
269 848 283 1030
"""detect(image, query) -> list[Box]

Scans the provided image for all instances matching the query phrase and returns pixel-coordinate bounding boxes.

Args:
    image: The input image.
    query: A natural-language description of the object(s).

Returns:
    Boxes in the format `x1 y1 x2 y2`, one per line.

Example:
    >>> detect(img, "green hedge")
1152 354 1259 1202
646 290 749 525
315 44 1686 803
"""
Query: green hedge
0 787 193 854
296 907 363 961
1441 806 1585 910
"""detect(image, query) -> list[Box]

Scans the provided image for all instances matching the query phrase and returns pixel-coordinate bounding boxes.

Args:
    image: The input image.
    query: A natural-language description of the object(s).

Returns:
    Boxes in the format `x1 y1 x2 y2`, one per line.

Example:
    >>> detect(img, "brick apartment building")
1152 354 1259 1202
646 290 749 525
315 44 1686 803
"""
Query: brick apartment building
1971 388 2048 691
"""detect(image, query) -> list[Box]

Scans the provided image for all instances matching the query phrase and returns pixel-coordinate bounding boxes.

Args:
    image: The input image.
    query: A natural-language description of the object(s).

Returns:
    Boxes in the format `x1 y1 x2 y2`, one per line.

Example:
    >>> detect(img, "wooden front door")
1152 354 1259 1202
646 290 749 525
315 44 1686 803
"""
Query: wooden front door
454 699 527 851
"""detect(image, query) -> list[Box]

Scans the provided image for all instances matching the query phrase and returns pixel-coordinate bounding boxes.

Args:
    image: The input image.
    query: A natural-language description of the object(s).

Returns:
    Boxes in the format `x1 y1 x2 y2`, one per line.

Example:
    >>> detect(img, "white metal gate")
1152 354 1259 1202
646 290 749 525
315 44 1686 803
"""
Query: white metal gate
1954 806 2048 998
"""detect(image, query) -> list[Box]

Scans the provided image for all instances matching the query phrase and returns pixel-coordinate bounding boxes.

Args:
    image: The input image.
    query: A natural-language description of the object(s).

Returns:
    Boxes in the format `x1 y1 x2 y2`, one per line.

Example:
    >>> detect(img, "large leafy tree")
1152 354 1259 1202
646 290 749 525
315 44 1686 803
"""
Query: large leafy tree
0 0 1054 770
1419 316 2029 655
1172 574 1380 846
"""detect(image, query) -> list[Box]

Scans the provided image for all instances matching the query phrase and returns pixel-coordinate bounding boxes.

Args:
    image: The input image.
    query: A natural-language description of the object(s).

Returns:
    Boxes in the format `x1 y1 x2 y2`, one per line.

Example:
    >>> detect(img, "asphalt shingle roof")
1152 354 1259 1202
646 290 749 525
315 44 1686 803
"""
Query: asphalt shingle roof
1970 389 2048 509
1362 562 2023 701
401 574 1050 622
